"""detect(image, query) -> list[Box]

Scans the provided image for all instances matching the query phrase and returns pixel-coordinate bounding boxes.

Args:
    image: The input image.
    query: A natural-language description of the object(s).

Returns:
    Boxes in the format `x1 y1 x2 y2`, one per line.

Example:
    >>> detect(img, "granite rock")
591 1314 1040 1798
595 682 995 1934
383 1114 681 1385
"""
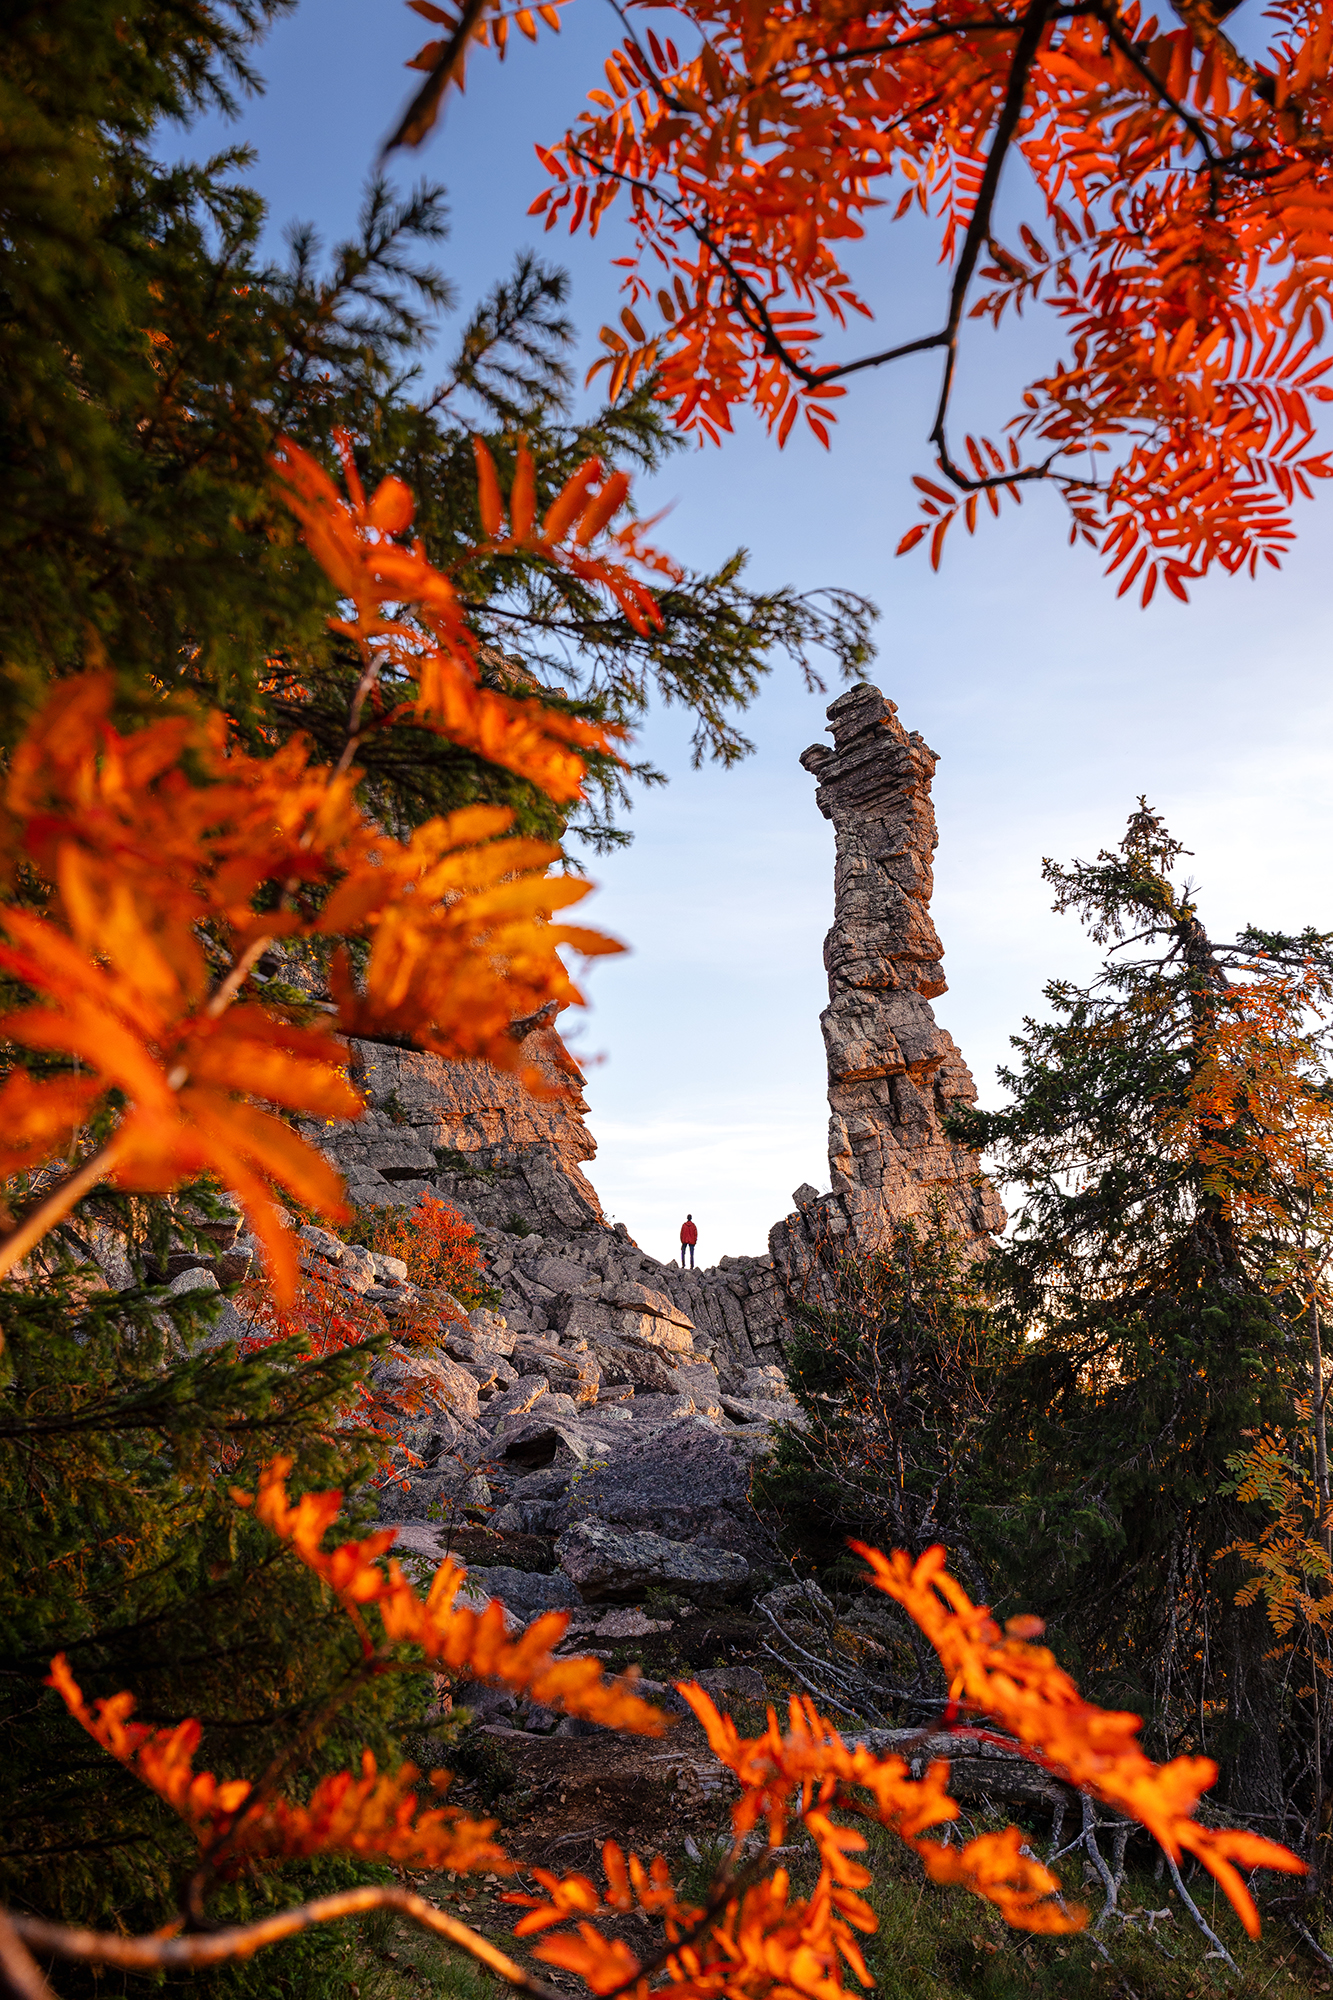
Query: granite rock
555 1518 749 1607
770 684 1004 1293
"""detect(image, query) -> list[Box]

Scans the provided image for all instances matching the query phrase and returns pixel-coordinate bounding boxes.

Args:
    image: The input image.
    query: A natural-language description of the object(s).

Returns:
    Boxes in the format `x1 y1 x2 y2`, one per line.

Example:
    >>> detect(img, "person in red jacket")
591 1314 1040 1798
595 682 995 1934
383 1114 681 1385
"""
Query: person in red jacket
679 1214 698 1268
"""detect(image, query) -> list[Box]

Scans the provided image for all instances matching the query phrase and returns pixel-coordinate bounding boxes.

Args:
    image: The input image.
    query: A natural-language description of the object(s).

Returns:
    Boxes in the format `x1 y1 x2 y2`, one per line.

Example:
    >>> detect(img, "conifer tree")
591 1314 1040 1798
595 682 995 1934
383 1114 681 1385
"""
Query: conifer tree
763 1216 996 1602
1 0 874 850
957 805 1333 1823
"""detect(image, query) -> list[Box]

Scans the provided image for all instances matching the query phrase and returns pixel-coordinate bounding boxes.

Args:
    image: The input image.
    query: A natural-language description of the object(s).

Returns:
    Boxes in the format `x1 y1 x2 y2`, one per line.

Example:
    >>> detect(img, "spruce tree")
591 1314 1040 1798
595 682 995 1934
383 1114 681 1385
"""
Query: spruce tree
957 805 1333 1823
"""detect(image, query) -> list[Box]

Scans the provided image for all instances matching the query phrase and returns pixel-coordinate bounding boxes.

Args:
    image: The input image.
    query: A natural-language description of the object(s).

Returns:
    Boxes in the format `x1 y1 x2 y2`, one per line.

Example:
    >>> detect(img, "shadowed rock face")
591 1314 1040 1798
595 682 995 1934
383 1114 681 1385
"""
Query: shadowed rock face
770 684 1003 1285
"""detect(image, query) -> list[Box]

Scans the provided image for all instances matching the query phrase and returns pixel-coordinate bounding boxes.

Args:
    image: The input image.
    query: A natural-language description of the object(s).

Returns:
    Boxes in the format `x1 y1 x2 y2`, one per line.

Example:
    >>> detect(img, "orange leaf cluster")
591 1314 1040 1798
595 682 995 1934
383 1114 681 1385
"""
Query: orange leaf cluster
233 1458 669 1734
0 672 615 1295
493 1689 1066 2000
48 1654 507 1876
406 0 565 77
1159 963 1333 1235
229 1263 446 1483
507 0 1333 597
858 1543 1305 1933
43 1521 1307 1991
680 1683 1072 1936
352 1191 492 1302
508 1838 883 2000
0 431 669 1294
274 431 676 775
1220 1420 1333 1661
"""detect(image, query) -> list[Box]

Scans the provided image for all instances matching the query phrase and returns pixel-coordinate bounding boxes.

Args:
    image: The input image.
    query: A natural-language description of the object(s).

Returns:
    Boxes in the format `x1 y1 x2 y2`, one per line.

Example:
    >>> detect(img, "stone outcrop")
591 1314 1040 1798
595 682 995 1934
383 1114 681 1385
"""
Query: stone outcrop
554 1519 750 1608
313 1024 790 1385
338 1012 606 1236
769 684 1003 1288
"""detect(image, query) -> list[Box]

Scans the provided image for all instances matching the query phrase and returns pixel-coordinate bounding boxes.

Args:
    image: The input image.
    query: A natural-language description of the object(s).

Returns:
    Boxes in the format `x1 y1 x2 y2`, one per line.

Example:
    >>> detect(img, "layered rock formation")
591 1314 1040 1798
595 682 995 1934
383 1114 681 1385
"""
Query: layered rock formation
769 684 1002 1286
317 1025 789 1385
280 677 1000 1529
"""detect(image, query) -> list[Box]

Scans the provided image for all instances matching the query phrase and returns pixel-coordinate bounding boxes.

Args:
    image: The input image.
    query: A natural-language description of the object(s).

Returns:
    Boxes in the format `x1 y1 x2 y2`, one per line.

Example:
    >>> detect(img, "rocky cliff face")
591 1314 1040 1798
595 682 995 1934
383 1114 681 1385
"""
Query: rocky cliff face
314 1025 789 1393
307 679 997 1405
769 684 1003 1288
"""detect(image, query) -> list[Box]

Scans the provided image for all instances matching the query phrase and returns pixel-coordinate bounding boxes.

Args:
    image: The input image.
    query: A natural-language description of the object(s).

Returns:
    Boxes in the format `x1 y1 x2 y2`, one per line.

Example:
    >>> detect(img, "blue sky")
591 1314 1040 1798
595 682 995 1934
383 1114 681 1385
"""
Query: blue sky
194 2 1333 1261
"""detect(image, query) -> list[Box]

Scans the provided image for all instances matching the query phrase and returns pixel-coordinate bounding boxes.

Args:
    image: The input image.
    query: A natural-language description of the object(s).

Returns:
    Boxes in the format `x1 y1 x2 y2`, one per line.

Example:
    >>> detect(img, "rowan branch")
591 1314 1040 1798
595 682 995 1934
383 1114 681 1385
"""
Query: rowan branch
1164 0 1271 102
0 1911 52 2000
929 0 1054 474
1090 4 1223 179
4 1889 568 2000
380 0 491 156
759 3 1095 78
565 148 837 393
0 1136 127 1286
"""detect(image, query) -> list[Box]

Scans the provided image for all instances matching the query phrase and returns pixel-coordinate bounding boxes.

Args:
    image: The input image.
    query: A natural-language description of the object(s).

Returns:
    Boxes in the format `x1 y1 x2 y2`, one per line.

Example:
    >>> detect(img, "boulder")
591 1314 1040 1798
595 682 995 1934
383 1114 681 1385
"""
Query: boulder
464 1565 581 1613
340 1244 377 1294
583 1338 677 1394
168 1266 218 1296
595 1607 674 1638
555 1519 749 1607
372 1345 481 1422
299 1223 345 1265
600 1282 695 1330
720 1395 805 1429
524 1254 596 1294
377 1467 490 1522
468 1308 516 1355
496 1414 604 1471
669 1361 724 1415
619 1392 696 1424
369 1250 409 1284
548 1416 759 1543
484 1376 549 1423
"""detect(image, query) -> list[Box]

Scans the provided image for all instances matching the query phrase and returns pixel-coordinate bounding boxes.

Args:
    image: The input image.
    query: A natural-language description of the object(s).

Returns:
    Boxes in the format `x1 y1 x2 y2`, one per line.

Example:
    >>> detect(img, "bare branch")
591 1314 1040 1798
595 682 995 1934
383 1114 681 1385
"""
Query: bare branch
6 1888 566 2000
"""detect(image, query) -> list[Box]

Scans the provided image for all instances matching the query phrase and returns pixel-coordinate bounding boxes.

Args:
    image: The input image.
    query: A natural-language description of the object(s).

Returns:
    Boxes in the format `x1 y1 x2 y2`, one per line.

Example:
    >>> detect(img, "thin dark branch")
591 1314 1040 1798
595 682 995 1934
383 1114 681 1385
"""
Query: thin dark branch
6 1891 566 2000
1091 4 1222 178
761 5 1093 76
380 0 489 156
929 0 1054 474
565 148 832 392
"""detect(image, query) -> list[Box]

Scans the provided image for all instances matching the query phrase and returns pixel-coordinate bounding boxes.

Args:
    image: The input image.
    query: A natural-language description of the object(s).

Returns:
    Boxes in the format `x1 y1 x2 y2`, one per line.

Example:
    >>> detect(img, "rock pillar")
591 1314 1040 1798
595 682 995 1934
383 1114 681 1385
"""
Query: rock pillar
771 684 1003 1281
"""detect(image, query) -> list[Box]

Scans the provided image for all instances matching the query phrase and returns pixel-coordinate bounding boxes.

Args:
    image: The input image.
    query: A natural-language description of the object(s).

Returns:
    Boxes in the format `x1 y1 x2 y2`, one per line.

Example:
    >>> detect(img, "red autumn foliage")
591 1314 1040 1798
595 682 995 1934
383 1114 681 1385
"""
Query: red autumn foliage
393 0 1333 607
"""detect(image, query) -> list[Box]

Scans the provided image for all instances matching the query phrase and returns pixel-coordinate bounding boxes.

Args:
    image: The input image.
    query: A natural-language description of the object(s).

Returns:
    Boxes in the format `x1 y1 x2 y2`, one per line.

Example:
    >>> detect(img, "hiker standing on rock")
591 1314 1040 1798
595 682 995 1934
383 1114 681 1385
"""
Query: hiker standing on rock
680 1214 698 1268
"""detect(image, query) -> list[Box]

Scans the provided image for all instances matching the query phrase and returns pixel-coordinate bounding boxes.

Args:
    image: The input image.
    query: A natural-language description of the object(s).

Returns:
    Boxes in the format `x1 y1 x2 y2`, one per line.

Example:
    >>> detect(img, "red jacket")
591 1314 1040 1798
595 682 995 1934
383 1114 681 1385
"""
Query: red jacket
680 1219 698 1245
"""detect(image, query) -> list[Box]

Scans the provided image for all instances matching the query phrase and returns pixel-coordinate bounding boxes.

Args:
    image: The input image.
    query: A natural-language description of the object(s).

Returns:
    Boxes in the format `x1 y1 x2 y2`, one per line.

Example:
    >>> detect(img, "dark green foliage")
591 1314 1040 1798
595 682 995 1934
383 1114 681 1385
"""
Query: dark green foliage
0 1245 424 1932
954 804 1333 1819
761 1216 996 1602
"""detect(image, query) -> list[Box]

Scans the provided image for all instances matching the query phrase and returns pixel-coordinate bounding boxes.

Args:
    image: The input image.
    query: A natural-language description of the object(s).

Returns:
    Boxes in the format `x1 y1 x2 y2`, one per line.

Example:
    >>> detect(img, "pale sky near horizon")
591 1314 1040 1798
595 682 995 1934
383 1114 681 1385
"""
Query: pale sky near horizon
192 1 1333 1264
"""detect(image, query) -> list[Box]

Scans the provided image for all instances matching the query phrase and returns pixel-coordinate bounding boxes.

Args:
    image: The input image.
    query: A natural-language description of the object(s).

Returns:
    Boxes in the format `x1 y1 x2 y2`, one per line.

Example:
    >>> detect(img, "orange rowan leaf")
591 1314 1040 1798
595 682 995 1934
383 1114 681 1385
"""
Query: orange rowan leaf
234 1459 669 1734
0 1069 104 1181
573 470 631 546
48 1655 509 1876
543 457 603 542
854 1544 1304 1935
473 437 505 537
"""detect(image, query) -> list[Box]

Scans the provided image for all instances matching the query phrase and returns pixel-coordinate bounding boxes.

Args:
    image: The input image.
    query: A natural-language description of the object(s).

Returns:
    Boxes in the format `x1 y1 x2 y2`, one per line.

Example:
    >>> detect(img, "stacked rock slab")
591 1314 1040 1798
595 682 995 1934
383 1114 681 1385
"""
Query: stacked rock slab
769 683 1003 1290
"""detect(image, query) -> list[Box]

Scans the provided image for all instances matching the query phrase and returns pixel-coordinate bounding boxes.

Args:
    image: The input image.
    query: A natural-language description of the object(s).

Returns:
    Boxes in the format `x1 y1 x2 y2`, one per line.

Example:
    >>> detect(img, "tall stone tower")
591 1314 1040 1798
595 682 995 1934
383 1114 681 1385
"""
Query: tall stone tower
770 683 1003 1283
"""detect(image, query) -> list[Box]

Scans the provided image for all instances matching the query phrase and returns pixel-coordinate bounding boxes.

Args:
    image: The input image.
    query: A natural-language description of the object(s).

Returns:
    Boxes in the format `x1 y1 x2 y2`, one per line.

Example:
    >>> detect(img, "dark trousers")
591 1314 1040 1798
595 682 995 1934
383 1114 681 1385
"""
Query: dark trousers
681 1242 694 1267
